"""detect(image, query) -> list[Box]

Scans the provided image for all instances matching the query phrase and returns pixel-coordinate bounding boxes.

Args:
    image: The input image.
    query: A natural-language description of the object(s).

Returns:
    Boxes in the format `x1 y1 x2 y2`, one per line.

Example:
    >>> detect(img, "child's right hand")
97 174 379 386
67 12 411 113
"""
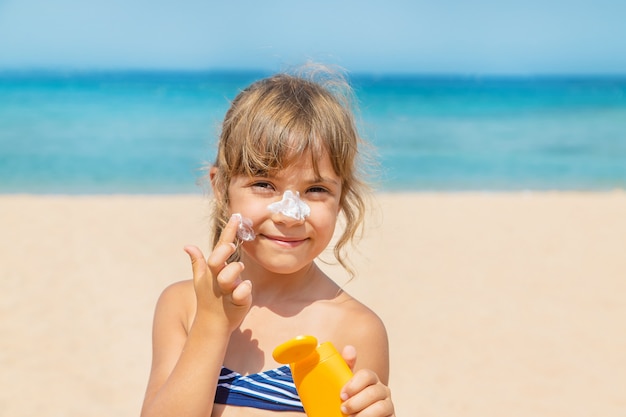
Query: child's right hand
184 215 252 333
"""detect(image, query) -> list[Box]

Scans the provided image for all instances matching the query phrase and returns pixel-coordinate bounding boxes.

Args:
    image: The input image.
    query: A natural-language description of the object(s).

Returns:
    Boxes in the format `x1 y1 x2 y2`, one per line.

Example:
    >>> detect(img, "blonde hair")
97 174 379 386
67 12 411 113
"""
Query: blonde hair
209 65 371 276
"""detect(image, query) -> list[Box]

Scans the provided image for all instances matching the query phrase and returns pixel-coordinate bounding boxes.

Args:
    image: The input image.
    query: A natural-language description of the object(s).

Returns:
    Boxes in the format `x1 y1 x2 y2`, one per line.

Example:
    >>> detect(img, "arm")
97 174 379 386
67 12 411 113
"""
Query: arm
340 311 395 417
140 216 252 417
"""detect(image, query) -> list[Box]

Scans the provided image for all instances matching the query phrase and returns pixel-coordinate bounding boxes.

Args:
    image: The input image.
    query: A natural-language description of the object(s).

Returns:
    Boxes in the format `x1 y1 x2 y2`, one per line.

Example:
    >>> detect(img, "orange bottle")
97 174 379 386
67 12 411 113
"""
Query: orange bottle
273 335 353 417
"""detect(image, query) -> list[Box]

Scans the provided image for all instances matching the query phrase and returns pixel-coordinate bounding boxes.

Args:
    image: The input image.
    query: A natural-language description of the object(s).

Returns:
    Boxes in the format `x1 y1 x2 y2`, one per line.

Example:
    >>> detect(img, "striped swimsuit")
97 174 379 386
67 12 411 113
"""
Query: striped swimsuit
214 365 304 412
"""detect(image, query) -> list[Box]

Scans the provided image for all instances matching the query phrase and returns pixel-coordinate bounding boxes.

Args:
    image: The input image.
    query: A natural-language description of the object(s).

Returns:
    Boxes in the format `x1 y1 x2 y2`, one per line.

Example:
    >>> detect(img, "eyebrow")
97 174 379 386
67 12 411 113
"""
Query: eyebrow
309 176 340 186
252 172 340 186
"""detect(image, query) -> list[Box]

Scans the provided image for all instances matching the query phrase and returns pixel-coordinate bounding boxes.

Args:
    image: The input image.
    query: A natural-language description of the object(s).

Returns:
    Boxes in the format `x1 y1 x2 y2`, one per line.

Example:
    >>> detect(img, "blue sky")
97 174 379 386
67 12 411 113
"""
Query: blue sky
1 0 625 75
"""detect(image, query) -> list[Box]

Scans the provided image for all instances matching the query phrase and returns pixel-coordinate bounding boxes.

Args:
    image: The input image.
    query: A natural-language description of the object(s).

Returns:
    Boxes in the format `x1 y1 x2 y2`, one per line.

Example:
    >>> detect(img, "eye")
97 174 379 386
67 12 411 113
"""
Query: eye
307 186 330 194
250 181 275 191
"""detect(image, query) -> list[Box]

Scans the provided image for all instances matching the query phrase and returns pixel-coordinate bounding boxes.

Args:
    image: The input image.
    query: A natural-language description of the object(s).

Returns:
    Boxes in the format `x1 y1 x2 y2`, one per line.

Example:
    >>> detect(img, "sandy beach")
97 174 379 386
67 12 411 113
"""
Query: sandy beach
1 192 625 417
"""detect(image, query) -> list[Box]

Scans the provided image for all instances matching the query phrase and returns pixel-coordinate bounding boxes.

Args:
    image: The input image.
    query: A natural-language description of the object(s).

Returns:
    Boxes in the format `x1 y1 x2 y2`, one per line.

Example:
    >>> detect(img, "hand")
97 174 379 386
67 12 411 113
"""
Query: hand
184 215 252 333
340 346 395 417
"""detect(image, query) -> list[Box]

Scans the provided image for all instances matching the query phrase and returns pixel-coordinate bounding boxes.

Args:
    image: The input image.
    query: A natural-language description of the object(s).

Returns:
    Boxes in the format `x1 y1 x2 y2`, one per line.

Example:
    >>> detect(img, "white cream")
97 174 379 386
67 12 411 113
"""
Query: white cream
267 190 311 221
232 213 256 241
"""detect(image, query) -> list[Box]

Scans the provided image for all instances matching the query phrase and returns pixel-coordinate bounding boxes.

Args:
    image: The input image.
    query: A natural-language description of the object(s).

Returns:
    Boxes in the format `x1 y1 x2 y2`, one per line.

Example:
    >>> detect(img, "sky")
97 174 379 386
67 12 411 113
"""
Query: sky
0 0 625 75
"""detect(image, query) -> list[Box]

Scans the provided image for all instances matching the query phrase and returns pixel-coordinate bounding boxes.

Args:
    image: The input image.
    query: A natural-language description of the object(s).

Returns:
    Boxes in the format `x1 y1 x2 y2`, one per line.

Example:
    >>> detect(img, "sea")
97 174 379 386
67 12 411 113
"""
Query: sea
1 71 625 194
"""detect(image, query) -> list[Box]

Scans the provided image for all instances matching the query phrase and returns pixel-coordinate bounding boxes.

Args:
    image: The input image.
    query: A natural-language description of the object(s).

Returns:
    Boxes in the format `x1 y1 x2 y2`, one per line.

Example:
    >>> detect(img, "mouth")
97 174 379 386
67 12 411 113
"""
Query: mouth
261 234 308 247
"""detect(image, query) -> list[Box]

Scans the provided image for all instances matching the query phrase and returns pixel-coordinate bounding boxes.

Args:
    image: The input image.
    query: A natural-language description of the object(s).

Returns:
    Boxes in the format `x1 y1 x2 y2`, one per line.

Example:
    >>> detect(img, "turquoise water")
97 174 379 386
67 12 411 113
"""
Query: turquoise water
1 71 625 193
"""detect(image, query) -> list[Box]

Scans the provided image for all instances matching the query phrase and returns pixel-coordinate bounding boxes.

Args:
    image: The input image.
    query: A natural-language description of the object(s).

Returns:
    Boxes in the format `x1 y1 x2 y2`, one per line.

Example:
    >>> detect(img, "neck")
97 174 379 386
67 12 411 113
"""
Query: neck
239 258 326 306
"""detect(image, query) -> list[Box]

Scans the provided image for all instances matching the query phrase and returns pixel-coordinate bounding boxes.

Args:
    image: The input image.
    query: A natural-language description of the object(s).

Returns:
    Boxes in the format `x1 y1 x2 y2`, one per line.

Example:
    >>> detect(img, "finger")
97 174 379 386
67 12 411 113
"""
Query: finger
231 279 253 307
207 215 241 269
215 261 246 294
184 245 208 280
217 214 240 246
340 373 393 416
215 262 252 308
341 345 357 372
341 369 379 399
206 242 237 270
342 394 394 417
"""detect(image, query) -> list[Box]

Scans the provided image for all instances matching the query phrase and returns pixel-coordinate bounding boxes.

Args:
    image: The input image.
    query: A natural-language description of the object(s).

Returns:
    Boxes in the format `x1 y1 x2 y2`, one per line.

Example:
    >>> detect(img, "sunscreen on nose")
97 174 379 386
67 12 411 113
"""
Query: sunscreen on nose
267 190 311 221
273 336 352 417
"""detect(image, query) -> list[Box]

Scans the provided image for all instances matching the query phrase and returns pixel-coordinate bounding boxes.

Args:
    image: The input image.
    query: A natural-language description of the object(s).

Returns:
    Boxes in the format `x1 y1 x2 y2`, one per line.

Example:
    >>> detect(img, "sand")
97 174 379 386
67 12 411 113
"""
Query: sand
1 192 625 417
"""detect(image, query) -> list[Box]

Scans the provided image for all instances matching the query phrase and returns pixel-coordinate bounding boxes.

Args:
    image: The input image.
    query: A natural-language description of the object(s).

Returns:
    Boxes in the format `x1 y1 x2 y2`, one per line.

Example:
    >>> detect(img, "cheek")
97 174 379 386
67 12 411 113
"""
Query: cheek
229 199 270 223
311 203 340 231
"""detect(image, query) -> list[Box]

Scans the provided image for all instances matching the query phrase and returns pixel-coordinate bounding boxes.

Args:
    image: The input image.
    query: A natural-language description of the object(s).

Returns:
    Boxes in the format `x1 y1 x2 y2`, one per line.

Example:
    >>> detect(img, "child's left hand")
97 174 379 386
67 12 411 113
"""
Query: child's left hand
340 346 395 417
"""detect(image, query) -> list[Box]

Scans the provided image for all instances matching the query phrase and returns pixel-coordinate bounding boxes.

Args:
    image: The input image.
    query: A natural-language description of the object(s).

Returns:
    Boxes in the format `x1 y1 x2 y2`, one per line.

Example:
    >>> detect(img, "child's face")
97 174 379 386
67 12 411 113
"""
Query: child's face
227 152 342 275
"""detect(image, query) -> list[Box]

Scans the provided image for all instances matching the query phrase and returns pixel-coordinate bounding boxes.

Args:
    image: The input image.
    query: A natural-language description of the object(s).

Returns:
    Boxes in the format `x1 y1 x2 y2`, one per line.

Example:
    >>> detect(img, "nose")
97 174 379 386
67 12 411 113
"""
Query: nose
267 190 310 223
270 209 307 226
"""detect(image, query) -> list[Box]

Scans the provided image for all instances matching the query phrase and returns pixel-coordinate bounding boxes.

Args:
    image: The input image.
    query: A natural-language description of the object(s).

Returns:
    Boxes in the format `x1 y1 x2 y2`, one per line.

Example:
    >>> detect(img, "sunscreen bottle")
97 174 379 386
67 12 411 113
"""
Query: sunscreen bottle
273 335 353 417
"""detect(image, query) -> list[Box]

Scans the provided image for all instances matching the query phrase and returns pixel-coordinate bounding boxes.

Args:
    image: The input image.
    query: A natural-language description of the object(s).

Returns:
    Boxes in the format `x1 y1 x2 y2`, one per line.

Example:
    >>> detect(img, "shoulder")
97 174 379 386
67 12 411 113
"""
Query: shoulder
153 280 196 333
156 279 195 307
158 279 195 300
324 292 390 381
336 293 388 343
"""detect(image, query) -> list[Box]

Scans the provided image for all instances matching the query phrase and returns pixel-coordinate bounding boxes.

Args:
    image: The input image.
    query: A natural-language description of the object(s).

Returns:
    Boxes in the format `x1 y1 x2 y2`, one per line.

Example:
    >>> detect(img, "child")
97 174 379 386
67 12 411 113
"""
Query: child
141 66 395 417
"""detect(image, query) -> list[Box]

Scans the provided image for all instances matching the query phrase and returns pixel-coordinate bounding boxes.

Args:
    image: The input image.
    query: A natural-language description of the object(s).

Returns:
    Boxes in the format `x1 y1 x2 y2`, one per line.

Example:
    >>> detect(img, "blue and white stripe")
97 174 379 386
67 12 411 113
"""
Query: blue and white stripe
214 365 304 412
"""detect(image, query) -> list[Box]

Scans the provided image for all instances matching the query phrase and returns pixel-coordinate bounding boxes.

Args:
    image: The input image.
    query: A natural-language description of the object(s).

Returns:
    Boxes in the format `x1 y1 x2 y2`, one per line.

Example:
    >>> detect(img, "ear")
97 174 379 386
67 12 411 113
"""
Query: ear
209 166 222 199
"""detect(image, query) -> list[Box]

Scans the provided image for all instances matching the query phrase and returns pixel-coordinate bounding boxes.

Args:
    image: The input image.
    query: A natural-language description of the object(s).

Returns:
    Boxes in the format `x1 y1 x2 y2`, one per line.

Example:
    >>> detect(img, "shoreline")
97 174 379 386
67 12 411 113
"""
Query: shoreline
1 192 625 416
1 188 625 202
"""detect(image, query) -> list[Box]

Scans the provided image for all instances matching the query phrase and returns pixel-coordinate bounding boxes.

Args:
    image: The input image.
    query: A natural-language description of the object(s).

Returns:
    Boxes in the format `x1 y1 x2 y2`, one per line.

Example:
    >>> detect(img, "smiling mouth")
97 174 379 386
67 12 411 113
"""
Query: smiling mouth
262 235 308 246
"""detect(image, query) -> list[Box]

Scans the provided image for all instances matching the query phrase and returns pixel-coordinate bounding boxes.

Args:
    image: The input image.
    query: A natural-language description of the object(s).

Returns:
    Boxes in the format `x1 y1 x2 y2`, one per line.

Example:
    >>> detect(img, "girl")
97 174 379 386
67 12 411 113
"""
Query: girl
141 67 395 417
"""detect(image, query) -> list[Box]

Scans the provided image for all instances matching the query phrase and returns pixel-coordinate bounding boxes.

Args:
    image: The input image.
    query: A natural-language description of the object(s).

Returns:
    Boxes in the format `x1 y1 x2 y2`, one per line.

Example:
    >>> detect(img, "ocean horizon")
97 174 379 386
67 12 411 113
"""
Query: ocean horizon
1 70 625 194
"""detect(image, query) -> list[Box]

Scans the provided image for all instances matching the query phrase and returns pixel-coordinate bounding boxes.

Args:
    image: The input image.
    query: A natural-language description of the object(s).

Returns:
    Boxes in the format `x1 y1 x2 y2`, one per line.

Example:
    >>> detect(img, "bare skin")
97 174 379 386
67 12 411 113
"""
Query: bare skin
141 156 395 417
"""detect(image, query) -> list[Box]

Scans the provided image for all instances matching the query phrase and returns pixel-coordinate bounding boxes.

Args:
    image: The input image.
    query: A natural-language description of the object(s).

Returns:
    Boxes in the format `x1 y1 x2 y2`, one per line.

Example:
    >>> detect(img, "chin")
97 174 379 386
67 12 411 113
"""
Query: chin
265 263 312 276
244 247 309 269
257 258 315 276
